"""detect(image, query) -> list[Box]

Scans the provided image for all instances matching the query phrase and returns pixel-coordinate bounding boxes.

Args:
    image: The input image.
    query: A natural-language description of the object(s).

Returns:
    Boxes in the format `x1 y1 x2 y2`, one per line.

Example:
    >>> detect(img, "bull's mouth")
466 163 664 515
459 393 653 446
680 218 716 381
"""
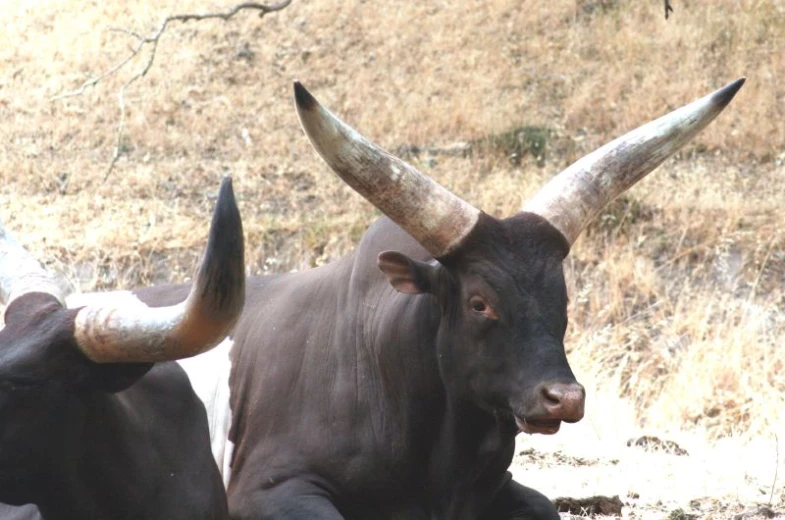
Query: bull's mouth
514 415 561 435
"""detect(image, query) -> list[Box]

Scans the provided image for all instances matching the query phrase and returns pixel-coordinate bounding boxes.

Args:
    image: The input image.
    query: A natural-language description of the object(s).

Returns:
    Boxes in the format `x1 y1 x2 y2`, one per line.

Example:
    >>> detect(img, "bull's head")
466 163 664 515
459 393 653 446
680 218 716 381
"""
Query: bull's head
294 79 744 434
0 177 245 500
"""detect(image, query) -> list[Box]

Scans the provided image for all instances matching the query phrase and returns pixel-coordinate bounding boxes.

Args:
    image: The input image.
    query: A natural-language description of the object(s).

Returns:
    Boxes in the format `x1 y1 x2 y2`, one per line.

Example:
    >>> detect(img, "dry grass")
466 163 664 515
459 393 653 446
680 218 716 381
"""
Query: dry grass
1 0 784 514
566 155 785 441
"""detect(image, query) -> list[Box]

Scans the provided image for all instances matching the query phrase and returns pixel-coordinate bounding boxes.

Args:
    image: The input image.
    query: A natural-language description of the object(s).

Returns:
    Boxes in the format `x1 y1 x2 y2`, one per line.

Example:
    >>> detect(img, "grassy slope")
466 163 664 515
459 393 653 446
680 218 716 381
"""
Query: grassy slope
1 0 784 514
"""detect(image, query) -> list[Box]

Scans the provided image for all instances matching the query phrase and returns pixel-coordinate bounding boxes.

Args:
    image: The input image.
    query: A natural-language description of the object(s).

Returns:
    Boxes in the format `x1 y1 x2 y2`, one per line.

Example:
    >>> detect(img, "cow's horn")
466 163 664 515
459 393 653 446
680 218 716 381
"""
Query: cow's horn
523 77 745 246
73 176 246 363
293 82 481 258
0 223 68 307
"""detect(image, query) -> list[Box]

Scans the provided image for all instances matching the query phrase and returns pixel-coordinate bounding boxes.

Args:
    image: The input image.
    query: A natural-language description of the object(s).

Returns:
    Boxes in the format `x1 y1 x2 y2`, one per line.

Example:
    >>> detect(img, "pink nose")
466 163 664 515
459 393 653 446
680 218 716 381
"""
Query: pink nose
540 382 585 422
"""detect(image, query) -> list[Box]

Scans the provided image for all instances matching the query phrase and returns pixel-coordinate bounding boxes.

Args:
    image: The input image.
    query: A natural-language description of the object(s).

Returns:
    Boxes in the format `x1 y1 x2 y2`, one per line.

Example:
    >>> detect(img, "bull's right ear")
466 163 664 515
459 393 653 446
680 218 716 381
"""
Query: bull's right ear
377 251 438 295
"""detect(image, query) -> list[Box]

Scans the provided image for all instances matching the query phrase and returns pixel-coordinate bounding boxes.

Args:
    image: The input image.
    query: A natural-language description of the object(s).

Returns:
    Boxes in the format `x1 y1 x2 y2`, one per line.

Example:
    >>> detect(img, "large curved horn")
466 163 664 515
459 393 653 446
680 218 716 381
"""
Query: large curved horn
294 82 481 258
0 223 68 307
523 78 745 246
73 176 246 363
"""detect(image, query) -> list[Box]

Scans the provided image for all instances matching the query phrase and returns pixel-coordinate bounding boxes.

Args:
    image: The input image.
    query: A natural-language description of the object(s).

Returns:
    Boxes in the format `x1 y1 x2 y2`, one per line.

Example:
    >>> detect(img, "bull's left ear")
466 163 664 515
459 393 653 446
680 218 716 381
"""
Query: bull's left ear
377 251 439 295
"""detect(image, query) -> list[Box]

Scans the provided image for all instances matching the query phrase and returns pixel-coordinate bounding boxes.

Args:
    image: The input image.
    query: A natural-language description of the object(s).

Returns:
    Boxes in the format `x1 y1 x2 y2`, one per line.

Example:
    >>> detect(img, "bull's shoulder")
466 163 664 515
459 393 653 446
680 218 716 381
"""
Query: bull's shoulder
88 361 227 516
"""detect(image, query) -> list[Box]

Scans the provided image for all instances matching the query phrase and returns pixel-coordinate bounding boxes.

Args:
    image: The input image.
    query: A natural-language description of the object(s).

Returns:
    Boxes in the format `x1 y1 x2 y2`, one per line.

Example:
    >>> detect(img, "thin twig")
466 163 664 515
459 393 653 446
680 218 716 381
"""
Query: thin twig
747 234 777 304
664 0 674 19
51 51 140 102
51 0 294 180
770 433 779 505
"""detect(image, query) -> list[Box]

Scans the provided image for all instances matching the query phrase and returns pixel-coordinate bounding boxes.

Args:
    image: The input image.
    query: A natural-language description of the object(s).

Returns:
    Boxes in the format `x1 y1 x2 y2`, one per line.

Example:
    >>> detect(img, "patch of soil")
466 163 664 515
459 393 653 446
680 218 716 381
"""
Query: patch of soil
732 505 779 519
627 435 689 456
553 495 624 516
518 448 618 467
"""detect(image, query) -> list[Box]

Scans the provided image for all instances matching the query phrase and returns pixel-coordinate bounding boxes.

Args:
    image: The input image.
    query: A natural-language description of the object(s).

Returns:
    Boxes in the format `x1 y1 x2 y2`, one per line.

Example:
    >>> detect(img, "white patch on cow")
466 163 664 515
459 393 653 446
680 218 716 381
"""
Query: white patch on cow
66 290 145 309
66 291 235 488
176 337 235 488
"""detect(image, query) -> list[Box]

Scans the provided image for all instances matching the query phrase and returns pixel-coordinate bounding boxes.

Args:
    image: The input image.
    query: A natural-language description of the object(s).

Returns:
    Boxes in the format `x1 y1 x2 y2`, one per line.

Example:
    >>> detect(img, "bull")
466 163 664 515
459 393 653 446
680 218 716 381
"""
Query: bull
0 178 245 519
5 78 744 519
222 77 742 518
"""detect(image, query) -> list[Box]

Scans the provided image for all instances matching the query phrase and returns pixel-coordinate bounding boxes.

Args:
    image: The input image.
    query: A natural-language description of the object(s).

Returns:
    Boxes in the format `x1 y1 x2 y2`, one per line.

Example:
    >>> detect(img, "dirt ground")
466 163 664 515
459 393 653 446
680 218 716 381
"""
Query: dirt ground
511 397 784 518
1 1 784 517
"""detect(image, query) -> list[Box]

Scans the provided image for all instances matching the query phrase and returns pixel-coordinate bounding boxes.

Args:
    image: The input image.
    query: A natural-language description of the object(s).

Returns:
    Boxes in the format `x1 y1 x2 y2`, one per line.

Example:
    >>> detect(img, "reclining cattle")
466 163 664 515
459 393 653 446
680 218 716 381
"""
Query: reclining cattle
3 77 744 519
215 78 743 519
0 178 245 519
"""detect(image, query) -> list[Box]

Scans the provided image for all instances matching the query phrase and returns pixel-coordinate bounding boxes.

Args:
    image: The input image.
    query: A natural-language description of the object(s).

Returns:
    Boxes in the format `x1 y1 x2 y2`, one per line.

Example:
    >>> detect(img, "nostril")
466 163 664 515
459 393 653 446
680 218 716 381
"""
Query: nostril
541 385 563 405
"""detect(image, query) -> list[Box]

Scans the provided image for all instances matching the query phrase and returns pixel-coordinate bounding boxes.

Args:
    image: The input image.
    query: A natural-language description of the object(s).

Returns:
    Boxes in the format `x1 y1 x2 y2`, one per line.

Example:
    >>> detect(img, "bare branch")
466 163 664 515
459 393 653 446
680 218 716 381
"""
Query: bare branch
51 0 294 179
770 433 779 505
51 50 140 102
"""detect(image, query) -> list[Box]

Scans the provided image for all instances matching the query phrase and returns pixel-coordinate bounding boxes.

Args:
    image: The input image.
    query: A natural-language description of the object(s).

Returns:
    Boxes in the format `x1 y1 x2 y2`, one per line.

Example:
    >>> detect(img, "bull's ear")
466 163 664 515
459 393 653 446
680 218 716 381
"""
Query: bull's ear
377 251 438 295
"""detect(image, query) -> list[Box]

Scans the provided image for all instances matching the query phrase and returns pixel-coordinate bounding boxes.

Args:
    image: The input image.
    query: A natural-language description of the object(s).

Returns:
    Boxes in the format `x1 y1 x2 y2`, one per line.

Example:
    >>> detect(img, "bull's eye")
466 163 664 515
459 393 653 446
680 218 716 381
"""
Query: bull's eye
469 296 498 320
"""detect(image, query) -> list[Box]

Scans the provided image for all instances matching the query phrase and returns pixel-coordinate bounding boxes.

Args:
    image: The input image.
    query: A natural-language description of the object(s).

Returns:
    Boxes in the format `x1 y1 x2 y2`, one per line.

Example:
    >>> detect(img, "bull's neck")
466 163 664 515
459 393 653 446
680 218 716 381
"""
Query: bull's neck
442 385 518 460
32 393 114 519
425 392 517 518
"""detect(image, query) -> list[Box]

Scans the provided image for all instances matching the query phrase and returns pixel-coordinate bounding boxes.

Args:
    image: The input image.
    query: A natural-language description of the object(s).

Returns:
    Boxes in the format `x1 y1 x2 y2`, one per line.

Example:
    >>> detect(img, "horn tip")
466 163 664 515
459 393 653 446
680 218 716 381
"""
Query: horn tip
198 177 245 315
214 178 241 239
293 81 318 111
208 176 243 268
219 174 233 195
712 77 745 107
217 176 237 211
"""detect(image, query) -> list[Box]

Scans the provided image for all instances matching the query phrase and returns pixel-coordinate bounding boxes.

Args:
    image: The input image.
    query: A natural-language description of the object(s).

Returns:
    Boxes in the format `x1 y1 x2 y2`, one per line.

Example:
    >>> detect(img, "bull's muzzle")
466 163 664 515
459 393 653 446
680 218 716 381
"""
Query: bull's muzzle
515 380 586 435
539 381 585 423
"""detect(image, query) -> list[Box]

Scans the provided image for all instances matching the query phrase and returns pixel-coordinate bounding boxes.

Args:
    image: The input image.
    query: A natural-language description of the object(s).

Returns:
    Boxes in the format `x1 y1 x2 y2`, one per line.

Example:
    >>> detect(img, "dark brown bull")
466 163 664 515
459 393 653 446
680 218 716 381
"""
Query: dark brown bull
214 78 742 518
0 178 244 519
2 78 745 519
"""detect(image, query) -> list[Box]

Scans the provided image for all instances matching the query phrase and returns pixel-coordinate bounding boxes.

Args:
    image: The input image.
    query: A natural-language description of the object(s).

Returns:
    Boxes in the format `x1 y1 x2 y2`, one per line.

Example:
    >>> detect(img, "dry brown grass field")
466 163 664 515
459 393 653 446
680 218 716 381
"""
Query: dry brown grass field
1 0 783 517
